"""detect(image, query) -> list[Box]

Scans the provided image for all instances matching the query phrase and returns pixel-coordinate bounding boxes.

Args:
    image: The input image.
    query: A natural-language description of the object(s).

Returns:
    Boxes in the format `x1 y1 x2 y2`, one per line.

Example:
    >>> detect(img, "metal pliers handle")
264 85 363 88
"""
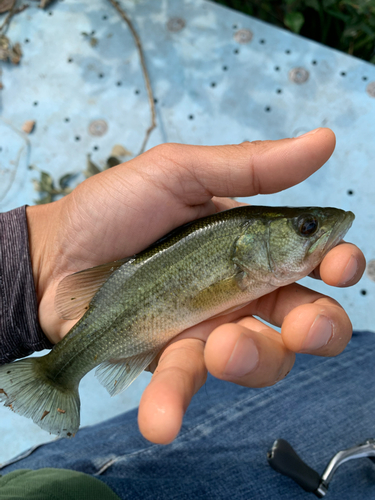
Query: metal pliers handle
267 438 375 497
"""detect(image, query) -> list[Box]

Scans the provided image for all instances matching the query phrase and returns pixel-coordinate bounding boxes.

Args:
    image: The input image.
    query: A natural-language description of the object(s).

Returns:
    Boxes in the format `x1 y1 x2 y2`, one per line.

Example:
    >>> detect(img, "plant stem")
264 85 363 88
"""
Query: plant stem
107 0 156 155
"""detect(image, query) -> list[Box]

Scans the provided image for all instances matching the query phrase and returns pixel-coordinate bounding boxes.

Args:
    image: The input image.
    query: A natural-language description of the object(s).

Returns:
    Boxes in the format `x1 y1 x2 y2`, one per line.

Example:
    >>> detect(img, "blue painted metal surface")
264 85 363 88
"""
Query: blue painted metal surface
0 0 374 464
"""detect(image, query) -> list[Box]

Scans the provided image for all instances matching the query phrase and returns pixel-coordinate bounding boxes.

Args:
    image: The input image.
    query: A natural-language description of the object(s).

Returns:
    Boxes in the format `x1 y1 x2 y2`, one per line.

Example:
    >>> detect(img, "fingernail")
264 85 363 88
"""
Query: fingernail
224 334 259 378
295 128 321 139
339 255 358 285
301 315 333 352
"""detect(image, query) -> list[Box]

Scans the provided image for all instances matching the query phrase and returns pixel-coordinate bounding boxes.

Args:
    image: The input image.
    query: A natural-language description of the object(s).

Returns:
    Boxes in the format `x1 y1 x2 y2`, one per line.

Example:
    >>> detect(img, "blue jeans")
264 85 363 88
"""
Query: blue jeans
1 331 375 499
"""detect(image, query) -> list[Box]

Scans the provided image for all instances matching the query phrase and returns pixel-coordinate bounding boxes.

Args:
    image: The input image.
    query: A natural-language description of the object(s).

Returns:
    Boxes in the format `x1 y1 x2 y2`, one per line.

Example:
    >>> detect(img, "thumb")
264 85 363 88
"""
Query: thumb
140 127 335 202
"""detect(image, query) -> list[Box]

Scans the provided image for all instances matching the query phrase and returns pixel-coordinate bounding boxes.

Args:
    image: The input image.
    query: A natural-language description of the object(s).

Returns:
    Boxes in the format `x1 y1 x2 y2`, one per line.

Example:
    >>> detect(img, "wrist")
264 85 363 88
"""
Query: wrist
26 203 59 304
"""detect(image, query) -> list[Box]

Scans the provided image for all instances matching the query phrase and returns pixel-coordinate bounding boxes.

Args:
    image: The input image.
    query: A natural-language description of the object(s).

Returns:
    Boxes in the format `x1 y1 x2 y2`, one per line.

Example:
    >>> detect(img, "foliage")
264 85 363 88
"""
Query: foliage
30 154 122 204
29 166 77 204
214 0 375 64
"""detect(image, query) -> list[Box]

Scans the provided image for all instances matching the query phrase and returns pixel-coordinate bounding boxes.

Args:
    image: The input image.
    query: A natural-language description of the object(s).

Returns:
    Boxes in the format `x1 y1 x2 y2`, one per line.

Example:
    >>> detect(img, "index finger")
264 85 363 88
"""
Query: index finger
138 338 207 444
310 242 365 287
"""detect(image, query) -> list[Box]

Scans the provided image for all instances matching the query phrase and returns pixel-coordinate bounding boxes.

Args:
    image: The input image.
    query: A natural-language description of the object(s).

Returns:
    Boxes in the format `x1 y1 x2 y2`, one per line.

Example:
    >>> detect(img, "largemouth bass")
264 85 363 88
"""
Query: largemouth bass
0 206 354 437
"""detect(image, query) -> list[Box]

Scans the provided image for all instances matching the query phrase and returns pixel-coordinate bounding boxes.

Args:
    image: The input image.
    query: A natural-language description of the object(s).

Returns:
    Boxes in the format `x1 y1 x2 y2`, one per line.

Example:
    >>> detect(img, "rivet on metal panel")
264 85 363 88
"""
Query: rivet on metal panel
234 29 253 44
88 120 108 136
366 82 375 98
289 67 309 84
366 260 375 282
167 17 186 32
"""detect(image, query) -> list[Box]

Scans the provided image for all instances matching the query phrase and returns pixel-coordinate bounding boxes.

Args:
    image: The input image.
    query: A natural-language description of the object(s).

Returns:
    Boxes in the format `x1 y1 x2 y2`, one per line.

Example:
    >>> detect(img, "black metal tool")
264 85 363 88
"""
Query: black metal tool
267 438 375 497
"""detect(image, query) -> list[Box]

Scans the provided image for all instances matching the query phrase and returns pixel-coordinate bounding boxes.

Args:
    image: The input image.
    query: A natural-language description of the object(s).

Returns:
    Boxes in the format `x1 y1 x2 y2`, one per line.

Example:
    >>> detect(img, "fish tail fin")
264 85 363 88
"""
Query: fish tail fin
0 357 80 438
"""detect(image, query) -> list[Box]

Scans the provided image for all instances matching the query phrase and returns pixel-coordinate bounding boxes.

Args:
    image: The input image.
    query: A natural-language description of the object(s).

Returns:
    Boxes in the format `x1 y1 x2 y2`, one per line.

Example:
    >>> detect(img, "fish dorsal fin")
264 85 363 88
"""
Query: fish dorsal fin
96 350 159 396
55 258 131 320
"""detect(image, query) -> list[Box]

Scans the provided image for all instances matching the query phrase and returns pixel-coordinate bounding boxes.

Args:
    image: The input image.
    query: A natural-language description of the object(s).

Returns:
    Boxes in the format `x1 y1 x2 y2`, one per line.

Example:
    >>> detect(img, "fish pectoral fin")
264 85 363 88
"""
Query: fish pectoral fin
190 273 244 311
95 349 159 397
55 258 132 320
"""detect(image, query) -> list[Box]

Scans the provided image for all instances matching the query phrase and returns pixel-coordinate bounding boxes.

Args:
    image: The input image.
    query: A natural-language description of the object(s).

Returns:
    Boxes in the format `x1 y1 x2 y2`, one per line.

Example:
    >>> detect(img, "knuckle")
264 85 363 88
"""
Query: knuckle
150 142 181 163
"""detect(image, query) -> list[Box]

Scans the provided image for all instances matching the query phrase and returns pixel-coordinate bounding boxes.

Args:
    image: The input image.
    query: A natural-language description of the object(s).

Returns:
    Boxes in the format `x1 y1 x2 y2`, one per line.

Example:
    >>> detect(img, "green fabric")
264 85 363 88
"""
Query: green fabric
0 468 120 500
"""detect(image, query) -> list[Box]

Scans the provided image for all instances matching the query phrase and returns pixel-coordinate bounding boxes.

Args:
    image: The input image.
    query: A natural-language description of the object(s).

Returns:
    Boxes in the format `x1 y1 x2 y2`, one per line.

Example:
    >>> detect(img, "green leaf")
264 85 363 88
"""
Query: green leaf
324 7 350 22
284 12 305 33
304 0 320 11
59 173 76 190
85 154 101 177
106 156 121 169
39 171 54 192
35 194 53 205
322 0 336 8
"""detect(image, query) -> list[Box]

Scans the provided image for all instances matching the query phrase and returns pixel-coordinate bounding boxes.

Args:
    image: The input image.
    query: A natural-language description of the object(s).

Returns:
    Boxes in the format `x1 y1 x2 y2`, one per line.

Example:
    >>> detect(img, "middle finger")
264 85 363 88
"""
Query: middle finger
205 316 295 387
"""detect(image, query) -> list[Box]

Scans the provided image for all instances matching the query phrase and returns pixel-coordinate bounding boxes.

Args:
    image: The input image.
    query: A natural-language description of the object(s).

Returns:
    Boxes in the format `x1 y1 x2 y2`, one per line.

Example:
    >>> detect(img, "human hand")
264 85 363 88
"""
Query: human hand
26 128 365 444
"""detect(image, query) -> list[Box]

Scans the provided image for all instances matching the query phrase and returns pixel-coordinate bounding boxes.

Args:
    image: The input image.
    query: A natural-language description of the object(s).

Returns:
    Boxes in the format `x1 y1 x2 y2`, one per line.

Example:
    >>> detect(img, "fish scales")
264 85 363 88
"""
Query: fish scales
47 213 249 383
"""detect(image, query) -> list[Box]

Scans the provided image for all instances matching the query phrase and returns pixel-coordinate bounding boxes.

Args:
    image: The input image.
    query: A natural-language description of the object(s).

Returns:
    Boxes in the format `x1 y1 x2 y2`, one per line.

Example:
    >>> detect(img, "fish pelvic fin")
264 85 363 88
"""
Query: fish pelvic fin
96 350 159 397
0 357 80 438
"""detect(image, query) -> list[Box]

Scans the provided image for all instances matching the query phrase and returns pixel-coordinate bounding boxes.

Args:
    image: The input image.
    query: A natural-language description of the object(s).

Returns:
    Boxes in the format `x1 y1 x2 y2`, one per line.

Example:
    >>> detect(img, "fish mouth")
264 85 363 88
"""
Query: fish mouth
322 210 355 255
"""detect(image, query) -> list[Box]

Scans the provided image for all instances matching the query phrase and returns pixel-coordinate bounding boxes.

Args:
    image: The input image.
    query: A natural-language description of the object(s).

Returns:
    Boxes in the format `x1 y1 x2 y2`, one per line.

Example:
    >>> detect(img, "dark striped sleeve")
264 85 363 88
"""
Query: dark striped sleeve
0 206 53 364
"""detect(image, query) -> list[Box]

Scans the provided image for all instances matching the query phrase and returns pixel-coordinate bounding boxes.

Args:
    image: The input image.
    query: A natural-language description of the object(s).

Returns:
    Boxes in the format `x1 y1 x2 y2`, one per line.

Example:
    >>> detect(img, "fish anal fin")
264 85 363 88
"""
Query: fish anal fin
55 258 131 320
95 350 158 397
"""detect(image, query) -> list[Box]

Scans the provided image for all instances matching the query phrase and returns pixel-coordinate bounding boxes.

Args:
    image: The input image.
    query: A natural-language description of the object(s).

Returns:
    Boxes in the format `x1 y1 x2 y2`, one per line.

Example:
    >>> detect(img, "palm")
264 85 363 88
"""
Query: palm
37 160 223 340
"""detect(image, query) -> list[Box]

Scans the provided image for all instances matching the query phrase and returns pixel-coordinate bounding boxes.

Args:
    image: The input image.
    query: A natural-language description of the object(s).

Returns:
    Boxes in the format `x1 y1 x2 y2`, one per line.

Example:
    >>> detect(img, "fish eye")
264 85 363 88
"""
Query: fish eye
297 215 319 237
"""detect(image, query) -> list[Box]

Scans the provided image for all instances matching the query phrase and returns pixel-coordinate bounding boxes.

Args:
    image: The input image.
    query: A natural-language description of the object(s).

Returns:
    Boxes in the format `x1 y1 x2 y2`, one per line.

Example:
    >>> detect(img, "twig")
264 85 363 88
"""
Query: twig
0 0 17 33
107 0 156 155
39 0 54 8
14 3 28 14
0 1 28 36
